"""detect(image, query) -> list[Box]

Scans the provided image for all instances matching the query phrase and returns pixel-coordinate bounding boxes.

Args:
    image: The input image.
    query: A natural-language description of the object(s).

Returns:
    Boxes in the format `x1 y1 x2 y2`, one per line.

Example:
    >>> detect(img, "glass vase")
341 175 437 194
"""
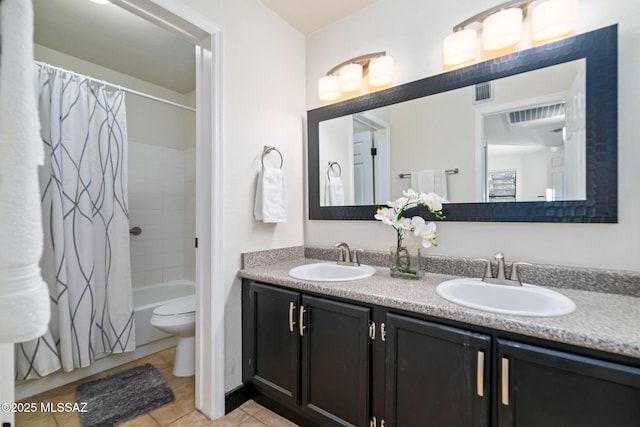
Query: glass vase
389 246 425 279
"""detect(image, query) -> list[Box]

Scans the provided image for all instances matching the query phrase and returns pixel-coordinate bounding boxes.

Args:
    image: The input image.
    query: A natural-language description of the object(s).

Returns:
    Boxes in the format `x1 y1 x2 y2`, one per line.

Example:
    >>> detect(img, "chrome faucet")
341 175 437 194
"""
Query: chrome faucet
477 252 531 286
335 242 360 266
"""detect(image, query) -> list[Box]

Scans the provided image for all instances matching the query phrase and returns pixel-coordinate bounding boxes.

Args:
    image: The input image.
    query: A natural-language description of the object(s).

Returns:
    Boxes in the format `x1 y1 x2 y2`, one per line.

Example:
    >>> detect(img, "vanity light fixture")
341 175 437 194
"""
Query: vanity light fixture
442 0 579 66
318 52 393 101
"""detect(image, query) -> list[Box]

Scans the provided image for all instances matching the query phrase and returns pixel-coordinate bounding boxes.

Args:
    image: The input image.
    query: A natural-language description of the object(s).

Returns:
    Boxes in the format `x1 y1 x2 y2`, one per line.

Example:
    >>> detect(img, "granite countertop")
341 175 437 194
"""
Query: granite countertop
239 256 640 361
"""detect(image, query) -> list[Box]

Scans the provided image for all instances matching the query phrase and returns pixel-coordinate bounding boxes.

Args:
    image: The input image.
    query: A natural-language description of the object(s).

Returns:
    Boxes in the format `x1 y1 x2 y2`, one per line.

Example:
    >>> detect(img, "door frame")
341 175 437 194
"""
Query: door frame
111 0 225 419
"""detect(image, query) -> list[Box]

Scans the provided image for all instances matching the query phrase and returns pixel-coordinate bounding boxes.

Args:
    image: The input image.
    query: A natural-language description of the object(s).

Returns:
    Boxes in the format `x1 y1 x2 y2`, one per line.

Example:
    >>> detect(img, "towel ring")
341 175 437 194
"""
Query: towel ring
327 161 342 180
261 146 283 168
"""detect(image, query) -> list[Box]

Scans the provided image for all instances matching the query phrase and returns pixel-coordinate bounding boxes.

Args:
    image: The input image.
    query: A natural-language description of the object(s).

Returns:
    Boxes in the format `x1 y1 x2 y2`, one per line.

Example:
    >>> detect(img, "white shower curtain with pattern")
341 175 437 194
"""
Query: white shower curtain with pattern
16 65 135 380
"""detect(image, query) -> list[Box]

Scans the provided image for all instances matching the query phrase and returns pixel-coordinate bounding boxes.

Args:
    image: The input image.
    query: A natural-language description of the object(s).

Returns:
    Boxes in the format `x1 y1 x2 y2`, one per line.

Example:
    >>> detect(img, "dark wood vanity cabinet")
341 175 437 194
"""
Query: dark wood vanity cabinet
243 280 640 427
384 313 491 427
243 282 301 406
497 339 640 427
243 281 371 426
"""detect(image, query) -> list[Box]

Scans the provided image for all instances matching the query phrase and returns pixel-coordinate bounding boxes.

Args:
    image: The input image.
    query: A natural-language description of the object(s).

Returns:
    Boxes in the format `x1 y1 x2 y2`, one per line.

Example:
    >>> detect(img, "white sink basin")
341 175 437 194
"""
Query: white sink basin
288 262 376 282
436 278 576 317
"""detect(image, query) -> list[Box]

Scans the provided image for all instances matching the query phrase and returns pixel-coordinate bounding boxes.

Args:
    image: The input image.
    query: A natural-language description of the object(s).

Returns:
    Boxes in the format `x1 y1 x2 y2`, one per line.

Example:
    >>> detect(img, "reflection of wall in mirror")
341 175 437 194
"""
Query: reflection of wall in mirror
390 88 476 202
481 59 586 202
319 117 353 205
487 150 548 201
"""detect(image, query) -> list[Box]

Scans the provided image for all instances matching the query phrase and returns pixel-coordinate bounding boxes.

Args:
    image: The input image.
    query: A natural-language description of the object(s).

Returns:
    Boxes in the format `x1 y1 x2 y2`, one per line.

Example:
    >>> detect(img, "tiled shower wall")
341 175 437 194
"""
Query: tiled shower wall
128 142 195 287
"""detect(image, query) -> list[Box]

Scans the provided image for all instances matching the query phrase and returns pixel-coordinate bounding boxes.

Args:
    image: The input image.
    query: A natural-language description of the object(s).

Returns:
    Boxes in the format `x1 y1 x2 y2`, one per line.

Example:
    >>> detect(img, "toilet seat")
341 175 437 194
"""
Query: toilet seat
152 294 195 317
150 294 195 335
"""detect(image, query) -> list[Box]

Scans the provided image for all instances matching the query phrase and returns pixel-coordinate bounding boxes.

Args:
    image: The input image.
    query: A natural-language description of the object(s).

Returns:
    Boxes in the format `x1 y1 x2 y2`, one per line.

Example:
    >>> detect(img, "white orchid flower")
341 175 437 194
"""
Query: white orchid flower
402 189 420 200
413 219 437 248
375 207 398 226
420 192 443 212
388 197 409 210
375 188 444 249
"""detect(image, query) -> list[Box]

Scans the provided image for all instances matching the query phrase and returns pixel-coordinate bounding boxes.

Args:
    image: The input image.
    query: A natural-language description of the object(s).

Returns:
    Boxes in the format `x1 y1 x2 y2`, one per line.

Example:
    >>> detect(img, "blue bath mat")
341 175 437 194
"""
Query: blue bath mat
75 363 175 426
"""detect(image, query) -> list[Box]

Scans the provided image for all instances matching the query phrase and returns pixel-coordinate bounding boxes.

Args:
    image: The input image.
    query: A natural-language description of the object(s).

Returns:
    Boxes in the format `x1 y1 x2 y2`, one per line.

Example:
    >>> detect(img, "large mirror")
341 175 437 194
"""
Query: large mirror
308 25 618 222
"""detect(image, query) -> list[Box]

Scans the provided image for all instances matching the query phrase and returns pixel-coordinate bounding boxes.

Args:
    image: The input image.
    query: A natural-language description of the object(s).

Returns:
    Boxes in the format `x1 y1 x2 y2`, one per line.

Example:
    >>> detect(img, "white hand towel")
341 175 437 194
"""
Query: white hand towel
324 177 345 206
411 169 448 200
254 167 287 223
0 0 51 343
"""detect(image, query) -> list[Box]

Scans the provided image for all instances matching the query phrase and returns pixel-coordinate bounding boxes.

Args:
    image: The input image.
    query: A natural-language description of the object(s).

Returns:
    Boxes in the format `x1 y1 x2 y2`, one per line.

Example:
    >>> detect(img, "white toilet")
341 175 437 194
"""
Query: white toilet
150 294 196 377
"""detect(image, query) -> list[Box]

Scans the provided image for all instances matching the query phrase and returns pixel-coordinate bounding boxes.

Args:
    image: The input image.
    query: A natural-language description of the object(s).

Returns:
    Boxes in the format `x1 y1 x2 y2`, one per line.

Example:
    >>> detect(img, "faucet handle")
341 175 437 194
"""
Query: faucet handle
510 262 532 284
474 258 493 280
353 249 361 266
494 252 506 279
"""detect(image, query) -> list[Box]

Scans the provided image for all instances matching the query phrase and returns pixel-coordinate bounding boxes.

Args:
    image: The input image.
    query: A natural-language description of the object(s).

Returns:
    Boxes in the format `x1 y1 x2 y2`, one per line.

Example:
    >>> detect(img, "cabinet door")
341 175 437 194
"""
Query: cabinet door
300 295 371 427
385 313 491 427
498 339 640 427
244 282 301 406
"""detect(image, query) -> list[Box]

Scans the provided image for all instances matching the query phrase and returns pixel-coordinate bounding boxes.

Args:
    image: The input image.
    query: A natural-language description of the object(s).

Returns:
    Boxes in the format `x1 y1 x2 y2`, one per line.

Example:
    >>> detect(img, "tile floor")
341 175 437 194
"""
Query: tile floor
16 347 298 427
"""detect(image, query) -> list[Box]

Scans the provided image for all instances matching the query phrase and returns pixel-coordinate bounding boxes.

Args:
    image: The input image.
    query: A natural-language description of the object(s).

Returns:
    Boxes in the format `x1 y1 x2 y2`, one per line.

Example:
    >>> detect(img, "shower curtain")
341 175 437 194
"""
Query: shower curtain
15 65 135 380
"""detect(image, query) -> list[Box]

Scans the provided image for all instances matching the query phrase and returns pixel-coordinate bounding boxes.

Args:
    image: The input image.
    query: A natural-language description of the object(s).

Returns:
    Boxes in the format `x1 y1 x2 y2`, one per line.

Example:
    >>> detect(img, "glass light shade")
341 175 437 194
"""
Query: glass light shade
339 63 363 92
318 75 341 101
443 29 477 66
368 56 394 87
482 8 523 50
531 0 578 42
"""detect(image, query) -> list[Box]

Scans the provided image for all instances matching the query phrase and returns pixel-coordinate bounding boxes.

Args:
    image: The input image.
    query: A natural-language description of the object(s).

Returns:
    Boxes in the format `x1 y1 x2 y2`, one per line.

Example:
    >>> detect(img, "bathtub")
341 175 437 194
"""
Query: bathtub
133 280 195 346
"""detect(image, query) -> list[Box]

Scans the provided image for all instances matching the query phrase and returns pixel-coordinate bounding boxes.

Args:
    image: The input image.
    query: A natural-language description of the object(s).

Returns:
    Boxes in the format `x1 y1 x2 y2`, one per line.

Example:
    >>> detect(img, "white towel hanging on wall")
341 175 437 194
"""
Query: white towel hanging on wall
254 166 288 223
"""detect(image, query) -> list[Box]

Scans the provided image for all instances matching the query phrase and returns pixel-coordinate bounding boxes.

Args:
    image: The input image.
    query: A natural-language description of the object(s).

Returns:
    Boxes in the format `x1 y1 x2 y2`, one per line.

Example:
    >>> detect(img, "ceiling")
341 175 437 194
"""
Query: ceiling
33 0 196 93
259 0 378 34
30 0 376 95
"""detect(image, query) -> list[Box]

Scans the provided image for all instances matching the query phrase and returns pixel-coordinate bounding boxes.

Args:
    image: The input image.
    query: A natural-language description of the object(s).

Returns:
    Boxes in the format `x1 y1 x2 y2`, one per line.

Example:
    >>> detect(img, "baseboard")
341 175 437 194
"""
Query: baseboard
225 383 256 414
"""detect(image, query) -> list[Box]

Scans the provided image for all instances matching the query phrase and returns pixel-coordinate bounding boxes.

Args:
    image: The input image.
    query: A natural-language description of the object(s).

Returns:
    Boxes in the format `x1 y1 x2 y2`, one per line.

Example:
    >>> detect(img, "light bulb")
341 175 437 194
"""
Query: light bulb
482 8 523 51
339 63 363 92
318 75 341 101
531 0 578 42
443 29 477 66
368 56 394 87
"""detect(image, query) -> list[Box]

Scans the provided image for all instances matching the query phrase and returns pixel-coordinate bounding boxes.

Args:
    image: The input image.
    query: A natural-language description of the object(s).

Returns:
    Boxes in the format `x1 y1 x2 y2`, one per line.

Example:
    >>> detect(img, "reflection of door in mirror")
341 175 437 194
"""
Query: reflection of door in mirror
352 112 390 205
319 110 390 206
480 59 586 202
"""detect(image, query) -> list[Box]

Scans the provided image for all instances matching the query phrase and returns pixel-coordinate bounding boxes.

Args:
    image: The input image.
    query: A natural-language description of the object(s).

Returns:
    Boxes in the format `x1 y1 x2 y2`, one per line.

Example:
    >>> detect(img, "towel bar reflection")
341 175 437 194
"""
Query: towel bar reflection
327 161 342 180
399 168 459 179
261 145 283 168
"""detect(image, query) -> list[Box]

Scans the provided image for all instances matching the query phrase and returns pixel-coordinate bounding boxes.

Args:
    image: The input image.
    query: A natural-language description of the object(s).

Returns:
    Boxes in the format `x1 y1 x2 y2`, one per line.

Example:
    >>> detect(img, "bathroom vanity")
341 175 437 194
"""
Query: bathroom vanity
239 250 640 427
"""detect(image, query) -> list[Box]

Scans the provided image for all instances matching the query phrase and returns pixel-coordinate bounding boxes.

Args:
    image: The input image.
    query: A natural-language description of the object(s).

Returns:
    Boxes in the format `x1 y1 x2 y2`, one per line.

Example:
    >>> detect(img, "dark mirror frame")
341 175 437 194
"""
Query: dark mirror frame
308 25 617 223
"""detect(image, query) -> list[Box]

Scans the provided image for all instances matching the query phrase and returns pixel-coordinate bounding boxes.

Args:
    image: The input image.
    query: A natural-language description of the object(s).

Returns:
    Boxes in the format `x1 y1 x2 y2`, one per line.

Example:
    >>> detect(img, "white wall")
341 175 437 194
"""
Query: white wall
181 0 306 391
305 0 640 271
